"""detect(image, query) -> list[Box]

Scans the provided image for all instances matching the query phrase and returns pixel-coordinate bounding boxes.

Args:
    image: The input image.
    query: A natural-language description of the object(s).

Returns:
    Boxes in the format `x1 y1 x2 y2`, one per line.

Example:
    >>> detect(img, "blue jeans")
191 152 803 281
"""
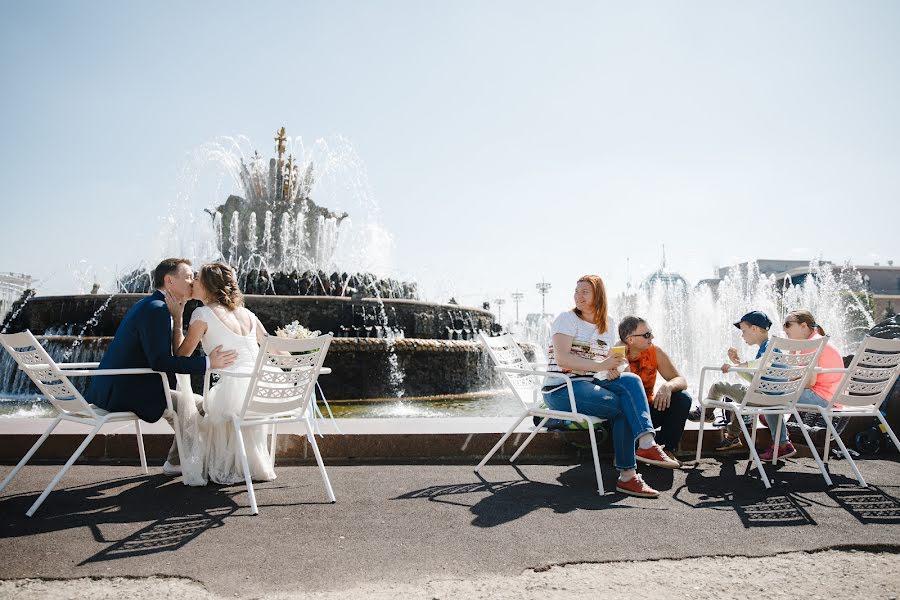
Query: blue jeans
543 373 656 471
764 389 829 444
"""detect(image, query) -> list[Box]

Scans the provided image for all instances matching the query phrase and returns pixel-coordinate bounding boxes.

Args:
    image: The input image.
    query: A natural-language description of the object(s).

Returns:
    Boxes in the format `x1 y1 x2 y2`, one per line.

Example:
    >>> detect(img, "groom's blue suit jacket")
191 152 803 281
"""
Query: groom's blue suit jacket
86 290 206 422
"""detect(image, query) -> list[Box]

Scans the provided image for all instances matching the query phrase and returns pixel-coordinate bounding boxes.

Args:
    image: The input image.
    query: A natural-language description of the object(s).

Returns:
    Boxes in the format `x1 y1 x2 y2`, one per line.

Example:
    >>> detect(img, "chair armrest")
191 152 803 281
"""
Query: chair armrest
727 367 756 374
320 367 332 375
698 366 727 375
495 366 570 379
698 365 755 375
208 365 317 379
207 370 254 379
813 368 848 374
55 362 101 369
46 367 158 377
494 367 579 413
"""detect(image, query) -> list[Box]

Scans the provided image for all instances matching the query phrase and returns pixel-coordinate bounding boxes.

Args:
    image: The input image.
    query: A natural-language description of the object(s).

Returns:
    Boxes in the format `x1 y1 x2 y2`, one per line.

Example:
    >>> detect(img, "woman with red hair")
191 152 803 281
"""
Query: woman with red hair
543 275 679 498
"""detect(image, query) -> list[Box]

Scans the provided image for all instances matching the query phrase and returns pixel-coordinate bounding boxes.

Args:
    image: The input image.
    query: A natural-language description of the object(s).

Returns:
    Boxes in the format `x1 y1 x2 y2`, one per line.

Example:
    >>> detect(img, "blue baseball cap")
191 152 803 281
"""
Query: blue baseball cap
734 311 772 330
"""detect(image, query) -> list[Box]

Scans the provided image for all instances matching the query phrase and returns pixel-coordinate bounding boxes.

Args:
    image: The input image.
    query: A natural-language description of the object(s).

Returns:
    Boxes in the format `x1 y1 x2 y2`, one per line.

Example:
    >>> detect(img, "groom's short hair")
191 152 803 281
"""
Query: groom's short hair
152 258 192 289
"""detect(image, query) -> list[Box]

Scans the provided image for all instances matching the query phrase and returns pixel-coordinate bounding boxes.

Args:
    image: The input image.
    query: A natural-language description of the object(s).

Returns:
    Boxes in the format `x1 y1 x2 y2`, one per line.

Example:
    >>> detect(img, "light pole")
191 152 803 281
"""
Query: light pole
535 278 551 316
511 291 524 322
494 298 506 322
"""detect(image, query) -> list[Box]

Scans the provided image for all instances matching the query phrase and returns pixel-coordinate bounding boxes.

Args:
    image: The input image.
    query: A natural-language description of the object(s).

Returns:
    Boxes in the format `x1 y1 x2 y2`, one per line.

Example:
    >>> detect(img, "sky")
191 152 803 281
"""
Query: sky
1 1 899 318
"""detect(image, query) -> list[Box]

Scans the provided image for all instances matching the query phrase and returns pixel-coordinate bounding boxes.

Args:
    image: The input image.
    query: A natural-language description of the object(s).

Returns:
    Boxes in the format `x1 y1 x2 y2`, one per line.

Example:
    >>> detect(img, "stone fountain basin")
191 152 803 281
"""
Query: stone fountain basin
6 294 495 340
9 335 499 401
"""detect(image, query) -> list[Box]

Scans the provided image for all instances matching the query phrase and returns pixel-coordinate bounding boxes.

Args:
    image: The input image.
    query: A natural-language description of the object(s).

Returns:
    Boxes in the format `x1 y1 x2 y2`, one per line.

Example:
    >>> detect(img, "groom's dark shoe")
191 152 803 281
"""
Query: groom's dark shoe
162 460 182 476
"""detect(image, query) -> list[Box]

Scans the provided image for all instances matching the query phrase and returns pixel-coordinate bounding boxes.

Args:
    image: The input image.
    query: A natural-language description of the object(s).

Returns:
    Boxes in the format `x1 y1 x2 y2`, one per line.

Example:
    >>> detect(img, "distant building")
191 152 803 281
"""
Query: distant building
0 272 33 321
701 260 900 322
641 266 689 291
715 259 812 280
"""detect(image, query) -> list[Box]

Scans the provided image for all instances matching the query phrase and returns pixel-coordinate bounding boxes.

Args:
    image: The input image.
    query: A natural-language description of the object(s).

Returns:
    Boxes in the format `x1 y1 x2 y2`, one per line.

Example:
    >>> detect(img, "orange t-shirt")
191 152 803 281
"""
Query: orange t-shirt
628 345 658 401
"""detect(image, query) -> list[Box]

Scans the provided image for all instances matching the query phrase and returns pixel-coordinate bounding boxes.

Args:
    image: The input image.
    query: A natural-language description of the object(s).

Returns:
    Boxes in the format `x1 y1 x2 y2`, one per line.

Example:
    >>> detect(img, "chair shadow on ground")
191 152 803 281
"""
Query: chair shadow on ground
395 463 668 528
0 473 238 561
828 485 900 525
674 457 877 528
0 471 324 563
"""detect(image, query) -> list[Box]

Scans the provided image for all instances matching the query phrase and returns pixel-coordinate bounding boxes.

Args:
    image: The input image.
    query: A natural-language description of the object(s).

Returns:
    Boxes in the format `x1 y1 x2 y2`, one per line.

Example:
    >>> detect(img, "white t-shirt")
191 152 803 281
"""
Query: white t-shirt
545 310 617 387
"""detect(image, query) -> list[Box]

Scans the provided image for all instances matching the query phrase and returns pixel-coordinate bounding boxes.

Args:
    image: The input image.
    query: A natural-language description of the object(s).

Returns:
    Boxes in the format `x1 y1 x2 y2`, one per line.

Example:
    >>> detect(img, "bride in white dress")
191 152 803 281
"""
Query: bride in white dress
168 262 277 486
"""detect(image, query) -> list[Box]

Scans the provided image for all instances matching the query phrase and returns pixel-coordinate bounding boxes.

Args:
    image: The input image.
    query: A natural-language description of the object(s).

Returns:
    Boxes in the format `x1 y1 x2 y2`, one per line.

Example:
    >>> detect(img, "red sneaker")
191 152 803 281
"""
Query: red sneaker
636 444 681 469
759 441 797 462
616 474 660 498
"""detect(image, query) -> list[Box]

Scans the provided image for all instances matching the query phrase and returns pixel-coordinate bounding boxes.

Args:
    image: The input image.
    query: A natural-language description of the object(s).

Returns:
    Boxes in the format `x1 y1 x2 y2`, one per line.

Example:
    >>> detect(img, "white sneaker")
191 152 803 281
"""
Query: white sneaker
162 461 182 476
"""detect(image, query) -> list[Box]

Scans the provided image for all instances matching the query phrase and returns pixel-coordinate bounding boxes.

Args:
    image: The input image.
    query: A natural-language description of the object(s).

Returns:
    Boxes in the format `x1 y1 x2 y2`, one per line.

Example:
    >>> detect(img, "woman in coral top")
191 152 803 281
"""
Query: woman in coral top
759 309 845 460
618 316 692 465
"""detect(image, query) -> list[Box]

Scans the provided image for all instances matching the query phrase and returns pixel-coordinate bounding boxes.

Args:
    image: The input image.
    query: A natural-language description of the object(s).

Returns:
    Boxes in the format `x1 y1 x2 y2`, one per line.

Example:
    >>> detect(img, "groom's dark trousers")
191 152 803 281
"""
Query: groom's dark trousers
86 290 207 423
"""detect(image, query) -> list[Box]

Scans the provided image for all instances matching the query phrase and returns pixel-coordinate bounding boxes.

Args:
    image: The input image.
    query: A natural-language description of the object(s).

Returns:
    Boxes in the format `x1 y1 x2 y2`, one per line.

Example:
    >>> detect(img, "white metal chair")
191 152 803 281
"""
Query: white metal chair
694 335 830 489
217 333 334 515
0 330 168 516
796 336 900 487
475 333 607 495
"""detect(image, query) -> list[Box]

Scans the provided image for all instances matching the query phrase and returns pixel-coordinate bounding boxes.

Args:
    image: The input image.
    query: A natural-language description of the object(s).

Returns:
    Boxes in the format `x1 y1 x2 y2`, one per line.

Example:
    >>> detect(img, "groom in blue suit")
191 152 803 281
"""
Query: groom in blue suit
87 258 236 424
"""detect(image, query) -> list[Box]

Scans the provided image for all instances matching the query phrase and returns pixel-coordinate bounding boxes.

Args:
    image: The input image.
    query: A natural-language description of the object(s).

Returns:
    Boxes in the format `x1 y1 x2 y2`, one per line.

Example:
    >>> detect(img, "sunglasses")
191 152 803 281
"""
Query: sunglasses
630 331 653 339
783 321 798 328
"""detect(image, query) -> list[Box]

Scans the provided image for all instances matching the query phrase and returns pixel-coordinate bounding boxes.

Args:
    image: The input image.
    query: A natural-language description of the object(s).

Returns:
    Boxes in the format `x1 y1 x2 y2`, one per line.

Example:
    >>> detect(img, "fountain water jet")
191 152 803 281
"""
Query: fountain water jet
2 128 497 407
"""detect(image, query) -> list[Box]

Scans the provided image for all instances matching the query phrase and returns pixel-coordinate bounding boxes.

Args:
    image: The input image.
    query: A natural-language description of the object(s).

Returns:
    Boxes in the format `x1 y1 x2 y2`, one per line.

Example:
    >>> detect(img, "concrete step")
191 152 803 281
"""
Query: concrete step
0 417 788 464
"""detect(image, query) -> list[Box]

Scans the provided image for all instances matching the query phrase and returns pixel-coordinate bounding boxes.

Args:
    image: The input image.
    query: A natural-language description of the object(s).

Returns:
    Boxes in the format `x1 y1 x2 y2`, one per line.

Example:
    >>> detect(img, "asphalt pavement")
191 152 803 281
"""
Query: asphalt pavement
1 457 899 597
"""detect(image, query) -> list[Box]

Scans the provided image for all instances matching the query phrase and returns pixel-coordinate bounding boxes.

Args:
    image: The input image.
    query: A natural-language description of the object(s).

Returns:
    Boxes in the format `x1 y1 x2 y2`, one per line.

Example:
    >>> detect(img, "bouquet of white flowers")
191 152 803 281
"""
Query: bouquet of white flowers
275 320 321 339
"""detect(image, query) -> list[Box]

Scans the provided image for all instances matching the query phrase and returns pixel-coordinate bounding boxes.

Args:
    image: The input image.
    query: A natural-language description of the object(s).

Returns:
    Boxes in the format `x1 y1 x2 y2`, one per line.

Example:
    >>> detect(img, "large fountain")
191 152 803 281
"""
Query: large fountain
1 128 499 406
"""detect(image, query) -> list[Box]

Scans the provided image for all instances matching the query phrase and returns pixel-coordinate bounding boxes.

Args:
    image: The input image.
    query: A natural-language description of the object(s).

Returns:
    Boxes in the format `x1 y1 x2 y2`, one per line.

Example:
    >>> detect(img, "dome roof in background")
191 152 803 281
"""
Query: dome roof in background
640 267 689 290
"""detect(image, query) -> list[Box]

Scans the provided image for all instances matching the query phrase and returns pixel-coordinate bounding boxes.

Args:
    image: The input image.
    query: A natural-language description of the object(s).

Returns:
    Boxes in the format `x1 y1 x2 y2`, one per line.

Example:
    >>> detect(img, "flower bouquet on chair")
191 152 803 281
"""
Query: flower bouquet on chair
275 320 321 340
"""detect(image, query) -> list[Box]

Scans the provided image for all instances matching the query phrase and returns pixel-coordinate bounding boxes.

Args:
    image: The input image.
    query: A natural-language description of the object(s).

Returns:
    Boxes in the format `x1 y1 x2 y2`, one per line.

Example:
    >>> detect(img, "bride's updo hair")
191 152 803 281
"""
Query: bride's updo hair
199 262 244 310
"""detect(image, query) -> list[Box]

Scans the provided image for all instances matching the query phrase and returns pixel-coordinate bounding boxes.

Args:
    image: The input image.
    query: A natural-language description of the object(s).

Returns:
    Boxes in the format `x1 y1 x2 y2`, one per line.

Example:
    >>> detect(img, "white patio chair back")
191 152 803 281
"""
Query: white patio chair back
795 335 900 487
479 333 542 409
0 330 152 516
224 333 335 514
831 336 900 410
740 335 829 408
240 334 332 420
476 332 608 495
695 335 830 489
0 330 97 418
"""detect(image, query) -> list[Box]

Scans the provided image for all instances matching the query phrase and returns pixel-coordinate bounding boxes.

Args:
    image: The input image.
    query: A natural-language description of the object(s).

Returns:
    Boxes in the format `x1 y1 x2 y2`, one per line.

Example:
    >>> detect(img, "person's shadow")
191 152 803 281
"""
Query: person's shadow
395 463 666 528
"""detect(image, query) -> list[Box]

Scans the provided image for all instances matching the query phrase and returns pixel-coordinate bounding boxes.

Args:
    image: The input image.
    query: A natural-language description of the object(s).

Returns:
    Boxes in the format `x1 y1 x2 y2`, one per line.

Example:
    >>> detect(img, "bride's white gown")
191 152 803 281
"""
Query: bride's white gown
176 305 276 486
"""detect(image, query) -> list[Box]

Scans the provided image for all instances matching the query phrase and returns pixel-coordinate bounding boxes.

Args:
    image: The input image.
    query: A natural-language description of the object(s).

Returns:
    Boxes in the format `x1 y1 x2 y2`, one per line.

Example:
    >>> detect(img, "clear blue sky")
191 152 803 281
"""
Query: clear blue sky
2 1 898 316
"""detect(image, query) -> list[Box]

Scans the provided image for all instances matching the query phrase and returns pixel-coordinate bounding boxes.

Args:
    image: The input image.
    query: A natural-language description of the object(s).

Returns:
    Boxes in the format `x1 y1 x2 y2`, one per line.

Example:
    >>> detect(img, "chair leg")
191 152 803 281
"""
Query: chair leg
509 416 549 463
587 423 604 495
737 412 770 489
822 411 832 464
825 414 865 487
27 421 104 517
475 411 529 473
772 415 783 464
269 424 278 470
305 416 335 503
169 410 186 471
751 412 759 448
135 420 148 474
791 410 833 486
233 420 258 515
0 416 62 494
695 404 707 462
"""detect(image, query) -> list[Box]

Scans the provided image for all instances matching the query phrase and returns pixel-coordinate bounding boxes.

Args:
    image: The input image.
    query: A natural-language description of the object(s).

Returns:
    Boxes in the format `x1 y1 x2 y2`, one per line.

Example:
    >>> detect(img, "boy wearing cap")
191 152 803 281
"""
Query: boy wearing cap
697 311 775 452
